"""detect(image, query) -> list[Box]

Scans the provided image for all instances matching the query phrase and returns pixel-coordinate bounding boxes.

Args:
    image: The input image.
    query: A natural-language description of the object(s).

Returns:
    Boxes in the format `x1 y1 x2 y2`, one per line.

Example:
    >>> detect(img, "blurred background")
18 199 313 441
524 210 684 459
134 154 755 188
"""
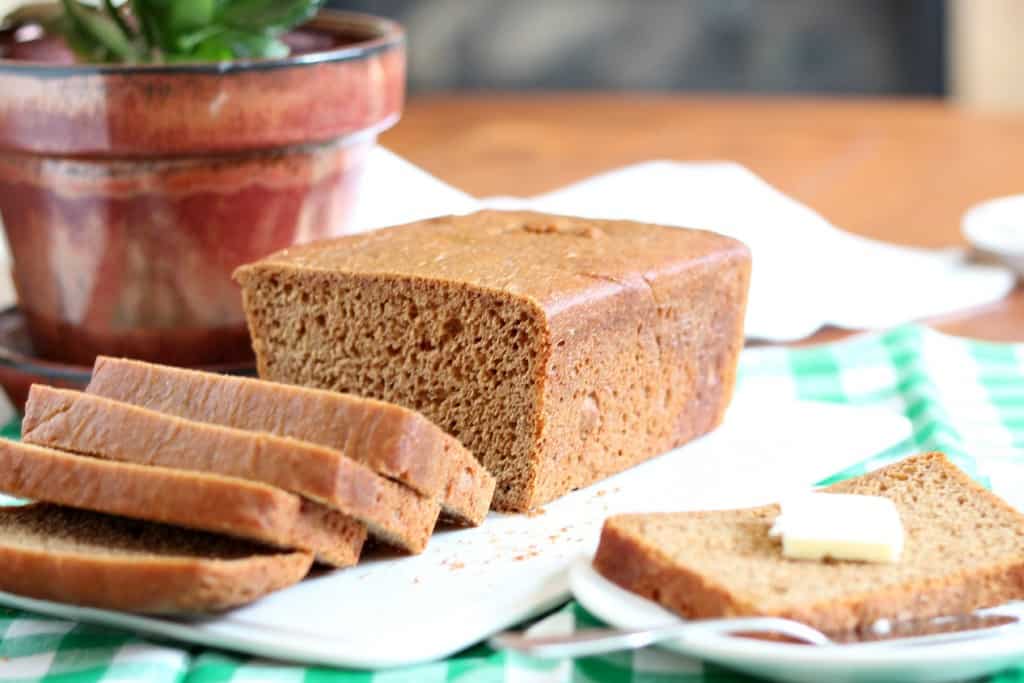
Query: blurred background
329 0 1022 110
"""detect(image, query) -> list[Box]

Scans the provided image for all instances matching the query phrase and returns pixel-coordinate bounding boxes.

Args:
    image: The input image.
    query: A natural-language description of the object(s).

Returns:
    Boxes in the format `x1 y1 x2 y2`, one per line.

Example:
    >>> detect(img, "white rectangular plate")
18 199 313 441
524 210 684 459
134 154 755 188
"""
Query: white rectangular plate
0 386 910 669
569 558 1024 683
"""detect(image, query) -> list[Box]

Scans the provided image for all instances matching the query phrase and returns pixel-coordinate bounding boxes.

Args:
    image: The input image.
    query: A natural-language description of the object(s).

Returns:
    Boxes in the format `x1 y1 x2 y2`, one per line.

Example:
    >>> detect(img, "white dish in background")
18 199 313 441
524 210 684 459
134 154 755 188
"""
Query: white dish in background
570 558 1024 683
0 386 910 669
963 194 1024 275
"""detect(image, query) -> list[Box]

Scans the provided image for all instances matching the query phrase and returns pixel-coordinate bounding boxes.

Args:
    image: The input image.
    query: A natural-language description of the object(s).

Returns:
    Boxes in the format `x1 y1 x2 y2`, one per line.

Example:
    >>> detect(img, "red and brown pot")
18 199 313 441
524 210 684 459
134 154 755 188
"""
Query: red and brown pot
0 11 405 367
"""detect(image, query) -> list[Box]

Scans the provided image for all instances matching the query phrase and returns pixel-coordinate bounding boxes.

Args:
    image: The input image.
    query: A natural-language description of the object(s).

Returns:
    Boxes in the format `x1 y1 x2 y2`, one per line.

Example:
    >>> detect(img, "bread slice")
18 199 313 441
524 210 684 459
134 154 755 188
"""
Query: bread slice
0 439 366 567
0 504 312 613
86 356 494 526
23 385 439 554
594 452 1024 634
234 210 749 511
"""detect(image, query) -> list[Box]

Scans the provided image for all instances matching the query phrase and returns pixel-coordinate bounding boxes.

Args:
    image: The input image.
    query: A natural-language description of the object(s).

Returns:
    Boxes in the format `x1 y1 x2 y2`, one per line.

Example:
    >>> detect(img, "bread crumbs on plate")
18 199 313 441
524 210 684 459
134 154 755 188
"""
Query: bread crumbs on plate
514 549 542 562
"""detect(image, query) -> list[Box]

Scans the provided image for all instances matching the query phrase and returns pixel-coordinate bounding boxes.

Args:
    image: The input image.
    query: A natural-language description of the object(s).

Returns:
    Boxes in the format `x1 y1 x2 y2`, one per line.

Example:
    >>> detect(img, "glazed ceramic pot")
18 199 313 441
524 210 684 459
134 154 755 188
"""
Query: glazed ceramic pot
0 11 404 366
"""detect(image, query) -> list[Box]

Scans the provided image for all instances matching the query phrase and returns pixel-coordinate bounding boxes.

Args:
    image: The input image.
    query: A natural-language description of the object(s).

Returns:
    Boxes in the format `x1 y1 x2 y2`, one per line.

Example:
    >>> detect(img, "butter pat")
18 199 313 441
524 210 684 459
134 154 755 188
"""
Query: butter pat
769 493 904 563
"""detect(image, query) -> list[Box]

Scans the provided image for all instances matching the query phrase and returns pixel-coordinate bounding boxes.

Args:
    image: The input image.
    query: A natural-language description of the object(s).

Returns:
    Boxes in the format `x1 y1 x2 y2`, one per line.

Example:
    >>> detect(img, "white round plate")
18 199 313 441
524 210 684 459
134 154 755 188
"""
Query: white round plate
569 557 1024 683
963 194 1024 275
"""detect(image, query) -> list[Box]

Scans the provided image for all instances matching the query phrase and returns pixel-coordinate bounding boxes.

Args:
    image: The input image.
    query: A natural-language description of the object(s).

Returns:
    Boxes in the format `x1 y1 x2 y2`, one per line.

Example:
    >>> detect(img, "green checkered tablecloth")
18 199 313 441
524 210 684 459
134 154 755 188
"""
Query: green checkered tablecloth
3 323 1024 682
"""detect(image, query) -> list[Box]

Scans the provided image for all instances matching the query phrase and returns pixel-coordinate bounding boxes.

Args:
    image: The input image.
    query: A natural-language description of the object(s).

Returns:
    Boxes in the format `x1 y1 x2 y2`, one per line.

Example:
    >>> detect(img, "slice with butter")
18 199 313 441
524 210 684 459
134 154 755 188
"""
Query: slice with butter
769 493 904 563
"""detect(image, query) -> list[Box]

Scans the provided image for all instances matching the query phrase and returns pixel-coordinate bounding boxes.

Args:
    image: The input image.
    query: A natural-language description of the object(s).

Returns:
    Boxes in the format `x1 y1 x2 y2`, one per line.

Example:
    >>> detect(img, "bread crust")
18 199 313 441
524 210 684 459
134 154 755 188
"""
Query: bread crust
533 245 750 508
0 505 313 614
0 439 366 567
24 385 438 553
86 356 492 526
0 544 312 614
438 432 495 525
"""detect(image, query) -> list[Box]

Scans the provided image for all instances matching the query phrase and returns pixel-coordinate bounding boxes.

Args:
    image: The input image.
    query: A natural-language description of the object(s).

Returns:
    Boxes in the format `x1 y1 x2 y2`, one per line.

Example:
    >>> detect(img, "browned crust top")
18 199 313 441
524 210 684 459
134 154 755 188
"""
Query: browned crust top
0 541 312 613
234 210 750 314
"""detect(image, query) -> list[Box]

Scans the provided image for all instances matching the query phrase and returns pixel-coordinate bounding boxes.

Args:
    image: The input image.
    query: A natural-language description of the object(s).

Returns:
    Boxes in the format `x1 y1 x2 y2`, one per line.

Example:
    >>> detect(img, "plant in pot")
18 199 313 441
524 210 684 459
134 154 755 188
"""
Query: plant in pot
0 0 404 406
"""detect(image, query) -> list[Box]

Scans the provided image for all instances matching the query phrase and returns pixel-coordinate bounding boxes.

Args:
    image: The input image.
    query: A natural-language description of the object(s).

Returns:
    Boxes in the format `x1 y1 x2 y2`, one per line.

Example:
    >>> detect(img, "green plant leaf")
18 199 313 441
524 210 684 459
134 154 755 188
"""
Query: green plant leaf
102 0 135 42
191 28 288 60
228 31 289 58
59 0 322 63
185 37 232 61
173 24 225 52
129 0 158 56
131 0 179 56
168 0 218 33
60 0 141 62
218 0 323 33
56 10 111 62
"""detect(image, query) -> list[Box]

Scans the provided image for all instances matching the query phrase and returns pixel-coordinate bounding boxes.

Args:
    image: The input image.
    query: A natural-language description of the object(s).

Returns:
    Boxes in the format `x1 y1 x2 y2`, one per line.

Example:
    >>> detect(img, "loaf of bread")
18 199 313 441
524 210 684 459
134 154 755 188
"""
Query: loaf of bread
0 504 312 613
235 210 751 510
0 439 367 567
86 356 494 526
593 453 1024 633
23 385 440 553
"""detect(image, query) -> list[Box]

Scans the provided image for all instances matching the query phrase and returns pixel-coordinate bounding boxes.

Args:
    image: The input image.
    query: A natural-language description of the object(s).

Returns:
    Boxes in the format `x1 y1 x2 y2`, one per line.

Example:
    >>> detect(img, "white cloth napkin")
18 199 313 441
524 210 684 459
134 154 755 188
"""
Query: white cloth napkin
0 147 1011 344
354 148 1015 342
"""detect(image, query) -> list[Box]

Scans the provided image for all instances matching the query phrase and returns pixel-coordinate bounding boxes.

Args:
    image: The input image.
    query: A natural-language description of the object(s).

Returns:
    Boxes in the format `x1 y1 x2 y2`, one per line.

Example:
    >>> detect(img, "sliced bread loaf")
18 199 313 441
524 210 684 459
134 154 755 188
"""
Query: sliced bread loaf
0 439 366 567
234 210 750 510
593 452 1024 634
0 504 312 613
23 385 439 553
86 356 494 526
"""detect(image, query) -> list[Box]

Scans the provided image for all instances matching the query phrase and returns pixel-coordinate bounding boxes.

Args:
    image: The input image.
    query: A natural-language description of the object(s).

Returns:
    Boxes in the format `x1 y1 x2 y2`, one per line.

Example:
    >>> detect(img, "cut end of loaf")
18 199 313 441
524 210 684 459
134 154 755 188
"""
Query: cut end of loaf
439 433 498 525
239 267 548 510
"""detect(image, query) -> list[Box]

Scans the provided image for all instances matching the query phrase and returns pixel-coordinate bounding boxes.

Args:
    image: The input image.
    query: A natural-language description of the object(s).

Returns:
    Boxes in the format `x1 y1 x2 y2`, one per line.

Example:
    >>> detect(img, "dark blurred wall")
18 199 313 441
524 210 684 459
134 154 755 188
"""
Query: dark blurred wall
328 0 945 95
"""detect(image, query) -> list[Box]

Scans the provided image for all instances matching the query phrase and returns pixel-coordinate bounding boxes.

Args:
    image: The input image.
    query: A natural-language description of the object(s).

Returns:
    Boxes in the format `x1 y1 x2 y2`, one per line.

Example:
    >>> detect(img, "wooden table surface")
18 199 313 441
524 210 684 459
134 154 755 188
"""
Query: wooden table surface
382 94 1024 344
